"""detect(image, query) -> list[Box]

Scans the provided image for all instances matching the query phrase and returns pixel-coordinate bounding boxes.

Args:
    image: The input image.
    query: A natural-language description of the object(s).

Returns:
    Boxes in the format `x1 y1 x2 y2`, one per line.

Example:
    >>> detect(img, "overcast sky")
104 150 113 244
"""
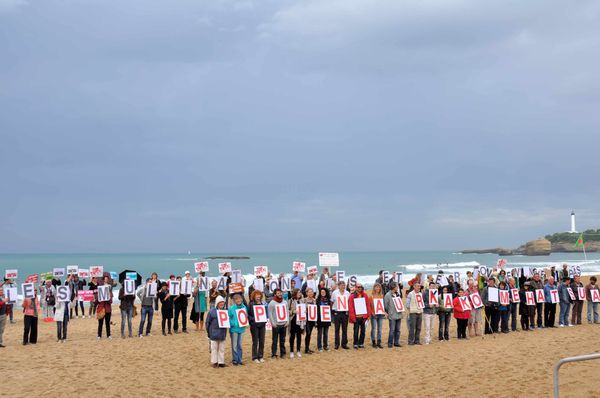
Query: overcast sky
1 0 600 253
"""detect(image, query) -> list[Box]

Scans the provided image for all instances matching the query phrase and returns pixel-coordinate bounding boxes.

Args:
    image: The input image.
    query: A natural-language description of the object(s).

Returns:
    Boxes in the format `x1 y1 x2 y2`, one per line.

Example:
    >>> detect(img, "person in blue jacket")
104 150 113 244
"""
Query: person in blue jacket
228 293 248 366
206 295 228 368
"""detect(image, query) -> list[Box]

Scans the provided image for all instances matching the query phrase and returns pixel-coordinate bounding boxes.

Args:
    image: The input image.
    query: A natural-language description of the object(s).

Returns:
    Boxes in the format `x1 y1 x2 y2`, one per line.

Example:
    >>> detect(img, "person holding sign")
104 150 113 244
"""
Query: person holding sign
303 288 317 354
288 288 305 358
519 282 535 331
465 279 482 337
316 288 332 352
248 290 267 363
482 278 500 334
331 281 350 350
498 281 510 333
174 275 190 334
136 279 155 337
384 281 403 348
438 286 453 341
453 288 471 339
348 284 371 349
530 273 545 328
22 288 40 345
406 283 423 345
190 274 208 332
558 277 572 327
54 292 69 342
570 275 584 325
585 276 599 324
40 279 56 321
267 288 289 359
159 282 174 335
422 282 439 345
87 277 98 317
0 286 7 347
508 277 519 332
543 276 557 328
95 276 114 340
206 295 228 368
119 281 135 339
369 283 385 349
228 294 247 365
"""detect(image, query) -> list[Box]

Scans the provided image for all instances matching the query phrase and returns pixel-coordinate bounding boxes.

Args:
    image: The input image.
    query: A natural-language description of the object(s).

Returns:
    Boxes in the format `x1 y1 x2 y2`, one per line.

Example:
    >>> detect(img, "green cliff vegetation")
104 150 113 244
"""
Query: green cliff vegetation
544 229 600 244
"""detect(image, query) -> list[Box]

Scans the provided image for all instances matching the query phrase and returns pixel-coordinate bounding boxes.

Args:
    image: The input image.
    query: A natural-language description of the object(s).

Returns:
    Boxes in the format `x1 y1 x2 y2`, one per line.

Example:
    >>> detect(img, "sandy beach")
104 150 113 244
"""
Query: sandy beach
2 277 599 398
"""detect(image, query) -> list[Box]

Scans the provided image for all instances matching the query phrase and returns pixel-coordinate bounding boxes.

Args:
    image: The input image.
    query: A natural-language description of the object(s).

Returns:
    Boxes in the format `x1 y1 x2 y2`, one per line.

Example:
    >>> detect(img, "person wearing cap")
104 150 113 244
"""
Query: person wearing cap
384 281 403 347
330 281 350 350
206 295 228 368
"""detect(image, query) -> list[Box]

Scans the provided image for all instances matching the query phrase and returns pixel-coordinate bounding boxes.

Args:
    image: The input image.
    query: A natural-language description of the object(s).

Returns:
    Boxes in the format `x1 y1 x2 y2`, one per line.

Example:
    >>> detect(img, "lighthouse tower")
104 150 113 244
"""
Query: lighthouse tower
570 211 577 233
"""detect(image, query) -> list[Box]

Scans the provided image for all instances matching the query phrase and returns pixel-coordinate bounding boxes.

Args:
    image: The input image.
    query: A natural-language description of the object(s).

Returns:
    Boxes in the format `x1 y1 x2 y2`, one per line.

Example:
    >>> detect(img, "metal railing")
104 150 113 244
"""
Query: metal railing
553 353 600 397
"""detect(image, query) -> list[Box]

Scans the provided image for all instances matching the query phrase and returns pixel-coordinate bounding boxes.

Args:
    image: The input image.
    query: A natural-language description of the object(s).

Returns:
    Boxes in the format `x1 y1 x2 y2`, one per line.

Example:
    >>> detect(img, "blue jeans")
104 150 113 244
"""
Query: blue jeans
230 332 244 364
121 307 133 337
587 302 599 323
139 306 154 336
370 315 383 343
559 302 570 325
388 318 401 346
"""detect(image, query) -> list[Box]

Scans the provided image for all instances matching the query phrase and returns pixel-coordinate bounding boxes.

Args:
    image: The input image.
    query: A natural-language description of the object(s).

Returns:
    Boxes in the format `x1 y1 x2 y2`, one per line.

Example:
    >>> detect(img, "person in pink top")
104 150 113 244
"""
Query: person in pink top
22 292 41 345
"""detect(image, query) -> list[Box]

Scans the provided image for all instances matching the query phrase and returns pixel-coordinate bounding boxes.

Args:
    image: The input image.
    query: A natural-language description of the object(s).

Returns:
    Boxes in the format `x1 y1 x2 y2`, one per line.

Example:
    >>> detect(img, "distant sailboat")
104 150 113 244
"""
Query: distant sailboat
187 250 191 256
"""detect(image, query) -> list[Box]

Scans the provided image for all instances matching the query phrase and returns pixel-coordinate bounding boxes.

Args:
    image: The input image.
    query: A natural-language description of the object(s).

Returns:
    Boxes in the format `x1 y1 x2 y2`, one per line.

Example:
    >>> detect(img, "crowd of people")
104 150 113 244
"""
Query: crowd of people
0 264 599 370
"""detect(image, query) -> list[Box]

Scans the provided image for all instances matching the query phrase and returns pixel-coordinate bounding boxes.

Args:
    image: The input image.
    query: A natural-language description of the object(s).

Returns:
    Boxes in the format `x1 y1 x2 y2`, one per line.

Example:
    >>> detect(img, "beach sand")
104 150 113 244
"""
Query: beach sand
2 277 600 397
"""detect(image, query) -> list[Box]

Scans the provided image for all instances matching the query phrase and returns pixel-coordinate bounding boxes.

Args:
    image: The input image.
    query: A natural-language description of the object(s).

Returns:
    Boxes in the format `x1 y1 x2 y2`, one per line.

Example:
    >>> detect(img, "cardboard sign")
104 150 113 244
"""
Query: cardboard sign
231 269 242 284
499 290 510 305
373 298 385 315
218 262 232 274
428 289 438 306
229 282 244 294
125 272 137 280
487 287 499 303
437 275 448 287
535 289 545 303
57 286 71 302
217 277 227 291
22 283 35 299
275 303 288 322
319 305 331 322
181 279 193 295
567 287 576 301
198 277 209 292
354 297 367 315
5 287 18 303
382 271 390 285
90 266 104 278
336 294 348 311
510 288 520 303
67 265 79 275
53 268 65 278
194 262 209 273
79 290 94 302
307 280 317 292
253 305 267 323
550 289 559 304
459 296 472 311
253 278 264 292
443 294 453 308
307 265 318 274
469 292 484 309
497 259 507 268
525 291 535 306
415 292 424 309
25 274 38 283
169 281 180 296
292 261 306 272
280 277 291 292
146 282 157 297
347 275 358 288
578 287 586 301
479 266 488 278
591 289 600 303
78 269 90 278
110 271 118 280
318 252 339 267
392 296 405 312
395 272 403 284
254 265 268 277
307 304 318 321
268 279 279 292
41 272 53 281
235 308 249 327
297 303 306 321
5 269 18 279
335 270 345 282
217 310 230 328
124 279 136 296
98 285 111 302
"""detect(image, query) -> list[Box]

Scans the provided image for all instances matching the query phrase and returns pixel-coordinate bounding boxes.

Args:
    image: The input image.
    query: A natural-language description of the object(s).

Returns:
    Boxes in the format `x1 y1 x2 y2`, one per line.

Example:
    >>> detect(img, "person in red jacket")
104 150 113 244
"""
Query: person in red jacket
453 288 471 339
348 284 372 349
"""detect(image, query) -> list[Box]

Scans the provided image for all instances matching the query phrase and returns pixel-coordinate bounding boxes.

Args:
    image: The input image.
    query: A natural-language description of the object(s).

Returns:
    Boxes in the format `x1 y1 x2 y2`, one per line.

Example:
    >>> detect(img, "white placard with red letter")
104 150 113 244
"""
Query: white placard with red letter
90 266 104 278
297 303 306 321
550 289 559 304
499 290 510 305
567 288 576 301
373 298 385 315
525 291 535 306
218 262 232 273
78 269 90 278
336 294 348 311
354 297 367 315
459 296 472 311
4 269 18 279
307 304 317 321
578 287 586 301
307 265 318 274
535 289 545 303
254 265 268 277
53 268 65 278
392 297 405 312
415 292 424 309
217 310 230 328
318 252 339 267
194 262 209 273
511 289 520 303
428 289 438 306
469 292 484 309
591 289 600 303
275 303 288 322
67 265 79 275
292 262 306 272
320 305 331 322
253 305 267 323
235 308 249 327
443 294 453 308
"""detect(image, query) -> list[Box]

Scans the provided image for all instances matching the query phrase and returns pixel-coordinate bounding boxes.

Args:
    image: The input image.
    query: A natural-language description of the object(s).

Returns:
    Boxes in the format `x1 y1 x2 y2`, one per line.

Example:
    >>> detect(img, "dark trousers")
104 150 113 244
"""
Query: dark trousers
250 324 265 360
484 306 499 333
353 318 366 346
333 311 348 348
97 312 111 337
509 303 518 331
544 303 556 327
162 318 172 333
500 310 509 332
289 321 302 353
56 312 68 340
304 321 315 352
271 325 287 357
174 303 187 332
535 302 543 327
408 313 422 344
438 311 451 340
23 315 38 344
456 318 468 338
317 325 329 350
571 300 583 325
72 301 85 317
88 302 96 316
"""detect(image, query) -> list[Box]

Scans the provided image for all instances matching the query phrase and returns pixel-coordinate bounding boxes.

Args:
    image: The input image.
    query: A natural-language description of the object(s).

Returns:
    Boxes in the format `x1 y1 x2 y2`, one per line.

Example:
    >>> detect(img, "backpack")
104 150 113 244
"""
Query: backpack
46 289 56 306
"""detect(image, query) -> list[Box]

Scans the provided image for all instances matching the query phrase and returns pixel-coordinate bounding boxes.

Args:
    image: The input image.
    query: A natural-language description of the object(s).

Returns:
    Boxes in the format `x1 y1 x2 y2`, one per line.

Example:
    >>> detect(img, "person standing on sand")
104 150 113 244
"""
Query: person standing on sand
422 281 438 345
558 277 572 327
543 276 557 328
303 287 316 355
288 288 304 358
465 279 481 337
95 276 113 341
88 277 98 317
137 278 154 337
22 290 40 345
248 290 266 363
158 282 174 335
228 293 247 366
119 283 135 339
268 288 289 359
190 274 208 331
519 282 535 331
0 285 7 347
384 281 403 348
529 273 544 329
173 275 189 334
482 278 500 334
369 283 385 349
348 283 371 349
585 276 599 324
406 283 423 345
570 275 584 325
498 281 510 333
453 288 470 339
438 286 453 341
206 295 228 368
54 296 69 342
316 288 331 352
508 277 519 332
331 281 350 350
150 272 161 311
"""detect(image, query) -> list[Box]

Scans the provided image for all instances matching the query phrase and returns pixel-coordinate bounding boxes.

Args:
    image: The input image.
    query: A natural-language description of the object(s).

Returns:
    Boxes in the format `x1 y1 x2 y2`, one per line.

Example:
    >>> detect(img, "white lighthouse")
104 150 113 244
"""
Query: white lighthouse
570 211 577 233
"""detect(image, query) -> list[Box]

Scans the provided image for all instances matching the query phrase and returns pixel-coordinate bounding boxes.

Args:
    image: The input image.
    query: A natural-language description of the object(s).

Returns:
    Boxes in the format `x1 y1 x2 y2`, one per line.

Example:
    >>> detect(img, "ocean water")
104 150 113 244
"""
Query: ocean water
3 251 600 284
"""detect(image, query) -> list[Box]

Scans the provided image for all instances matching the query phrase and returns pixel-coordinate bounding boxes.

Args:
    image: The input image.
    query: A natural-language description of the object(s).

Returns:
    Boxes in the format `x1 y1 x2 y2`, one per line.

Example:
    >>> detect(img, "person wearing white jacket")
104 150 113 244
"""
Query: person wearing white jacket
54 300 70 342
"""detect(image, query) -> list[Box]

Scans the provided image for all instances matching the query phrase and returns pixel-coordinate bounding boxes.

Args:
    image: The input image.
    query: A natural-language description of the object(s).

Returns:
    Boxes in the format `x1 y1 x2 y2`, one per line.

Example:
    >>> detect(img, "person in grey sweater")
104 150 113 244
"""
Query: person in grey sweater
384 281 403 347
136 279 155 337
267 289 288 358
